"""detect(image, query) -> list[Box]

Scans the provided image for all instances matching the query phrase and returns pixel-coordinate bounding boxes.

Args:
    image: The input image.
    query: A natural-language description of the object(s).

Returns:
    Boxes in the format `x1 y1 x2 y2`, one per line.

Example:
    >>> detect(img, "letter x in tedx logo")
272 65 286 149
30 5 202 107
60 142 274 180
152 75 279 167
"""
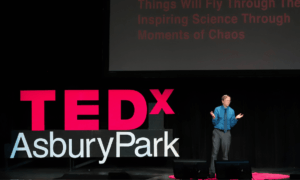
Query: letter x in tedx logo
149 89 174 114
20 89 174 131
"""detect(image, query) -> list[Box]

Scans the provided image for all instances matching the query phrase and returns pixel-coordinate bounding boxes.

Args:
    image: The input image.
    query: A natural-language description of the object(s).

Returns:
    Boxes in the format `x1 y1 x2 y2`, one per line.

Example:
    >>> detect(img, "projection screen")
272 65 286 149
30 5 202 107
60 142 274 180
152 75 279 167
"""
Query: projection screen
109 0 300 71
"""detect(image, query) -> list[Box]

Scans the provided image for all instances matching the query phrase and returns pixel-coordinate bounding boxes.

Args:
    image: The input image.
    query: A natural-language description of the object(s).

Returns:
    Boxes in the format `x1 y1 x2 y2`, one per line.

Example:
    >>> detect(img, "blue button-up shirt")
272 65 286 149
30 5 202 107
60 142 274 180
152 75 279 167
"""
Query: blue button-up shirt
212 105 238 130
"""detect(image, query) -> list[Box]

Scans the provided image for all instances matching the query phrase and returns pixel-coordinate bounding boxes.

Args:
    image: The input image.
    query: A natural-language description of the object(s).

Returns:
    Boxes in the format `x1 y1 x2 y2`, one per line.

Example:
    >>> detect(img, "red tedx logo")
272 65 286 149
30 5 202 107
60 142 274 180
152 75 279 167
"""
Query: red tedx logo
20 89 174 131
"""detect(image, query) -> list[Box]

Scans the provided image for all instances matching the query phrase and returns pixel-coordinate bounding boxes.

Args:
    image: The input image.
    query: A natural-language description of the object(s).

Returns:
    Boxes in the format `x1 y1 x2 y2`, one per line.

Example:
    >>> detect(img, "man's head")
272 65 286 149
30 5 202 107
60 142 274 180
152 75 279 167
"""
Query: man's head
222 95 231 108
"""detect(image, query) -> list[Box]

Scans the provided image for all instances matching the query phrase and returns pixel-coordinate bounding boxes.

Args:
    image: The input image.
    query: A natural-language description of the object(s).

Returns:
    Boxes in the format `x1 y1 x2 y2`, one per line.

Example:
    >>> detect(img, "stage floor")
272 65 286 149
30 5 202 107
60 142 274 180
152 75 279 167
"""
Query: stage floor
0 167 299 179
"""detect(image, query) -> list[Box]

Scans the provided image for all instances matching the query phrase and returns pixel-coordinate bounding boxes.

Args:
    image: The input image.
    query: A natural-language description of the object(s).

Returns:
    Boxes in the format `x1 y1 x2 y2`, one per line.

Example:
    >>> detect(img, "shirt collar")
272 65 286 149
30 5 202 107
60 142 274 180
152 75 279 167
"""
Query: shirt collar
222 105 229 110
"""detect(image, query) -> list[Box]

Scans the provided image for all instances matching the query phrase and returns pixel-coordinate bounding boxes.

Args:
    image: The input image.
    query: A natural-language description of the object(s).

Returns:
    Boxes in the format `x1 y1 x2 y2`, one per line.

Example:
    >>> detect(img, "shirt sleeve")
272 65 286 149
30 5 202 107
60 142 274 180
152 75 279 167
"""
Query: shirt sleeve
212 107 220 126
230 109 238 128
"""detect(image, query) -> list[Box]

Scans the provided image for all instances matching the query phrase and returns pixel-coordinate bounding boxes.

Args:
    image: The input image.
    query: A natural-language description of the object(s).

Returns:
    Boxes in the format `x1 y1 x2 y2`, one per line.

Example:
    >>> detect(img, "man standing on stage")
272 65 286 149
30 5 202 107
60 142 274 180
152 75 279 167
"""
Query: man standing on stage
208 95 244 178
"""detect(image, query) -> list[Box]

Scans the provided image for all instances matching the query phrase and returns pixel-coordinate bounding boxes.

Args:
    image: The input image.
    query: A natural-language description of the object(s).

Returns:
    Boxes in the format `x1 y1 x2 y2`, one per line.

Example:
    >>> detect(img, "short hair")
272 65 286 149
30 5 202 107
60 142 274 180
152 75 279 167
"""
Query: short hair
221 95 231 101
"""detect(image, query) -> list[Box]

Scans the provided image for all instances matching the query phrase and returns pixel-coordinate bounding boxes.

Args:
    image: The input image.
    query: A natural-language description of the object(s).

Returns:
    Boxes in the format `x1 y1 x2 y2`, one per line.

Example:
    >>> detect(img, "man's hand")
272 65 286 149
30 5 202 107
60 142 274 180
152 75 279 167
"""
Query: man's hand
210 111 215 119
236 113 244 119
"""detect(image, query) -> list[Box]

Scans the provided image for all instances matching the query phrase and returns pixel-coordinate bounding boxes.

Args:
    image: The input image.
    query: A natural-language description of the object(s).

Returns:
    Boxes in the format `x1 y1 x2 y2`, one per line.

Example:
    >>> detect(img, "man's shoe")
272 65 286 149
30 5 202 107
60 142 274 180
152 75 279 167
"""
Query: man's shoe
208 173 215 178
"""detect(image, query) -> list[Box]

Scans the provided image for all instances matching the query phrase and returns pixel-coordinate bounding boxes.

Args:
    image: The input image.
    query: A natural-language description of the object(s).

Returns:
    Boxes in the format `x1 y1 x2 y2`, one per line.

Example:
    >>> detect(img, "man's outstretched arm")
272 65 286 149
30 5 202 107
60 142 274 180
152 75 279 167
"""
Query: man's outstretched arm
211 108 220 126
231 110 244 127
230 110 238 128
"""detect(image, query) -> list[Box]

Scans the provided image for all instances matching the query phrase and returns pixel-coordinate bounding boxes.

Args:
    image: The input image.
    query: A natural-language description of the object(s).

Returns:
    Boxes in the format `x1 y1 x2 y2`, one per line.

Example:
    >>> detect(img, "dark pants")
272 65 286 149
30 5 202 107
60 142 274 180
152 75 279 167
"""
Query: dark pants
209 128 231 174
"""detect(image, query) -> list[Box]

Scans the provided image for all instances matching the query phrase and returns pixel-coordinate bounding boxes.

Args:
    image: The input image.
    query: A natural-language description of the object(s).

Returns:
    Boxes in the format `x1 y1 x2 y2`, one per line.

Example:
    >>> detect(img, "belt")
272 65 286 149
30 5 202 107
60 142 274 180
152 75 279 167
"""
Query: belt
215 128 230 132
